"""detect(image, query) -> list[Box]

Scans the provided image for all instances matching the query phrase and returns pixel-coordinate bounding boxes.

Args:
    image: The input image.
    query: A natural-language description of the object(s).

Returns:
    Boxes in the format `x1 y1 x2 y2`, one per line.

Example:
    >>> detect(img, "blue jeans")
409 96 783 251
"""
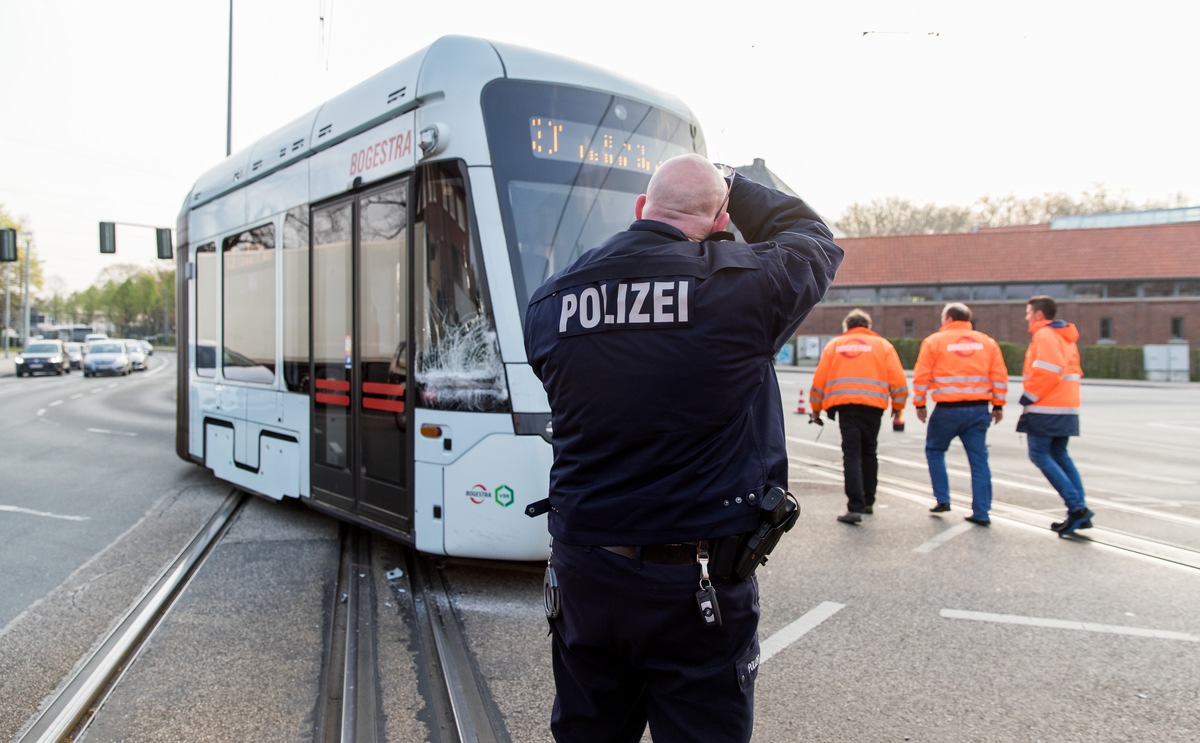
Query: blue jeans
925 404 992 519
1026 434 1086 511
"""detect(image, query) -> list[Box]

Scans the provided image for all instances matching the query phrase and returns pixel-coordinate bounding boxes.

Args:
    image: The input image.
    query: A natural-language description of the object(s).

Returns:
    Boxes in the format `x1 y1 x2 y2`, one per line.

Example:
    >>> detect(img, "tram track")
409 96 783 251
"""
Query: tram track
790 452 1200 573
393 547 508 743
17 490 508 742
315 524 507 742
16 490 248 742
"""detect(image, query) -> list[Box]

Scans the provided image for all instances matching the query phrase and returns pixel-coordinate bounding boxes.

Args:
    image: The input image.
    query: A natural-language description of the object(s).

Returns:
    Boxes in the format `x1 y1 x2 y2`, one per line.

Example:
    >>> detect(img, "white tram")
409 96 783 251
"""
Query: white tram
175 36 708 560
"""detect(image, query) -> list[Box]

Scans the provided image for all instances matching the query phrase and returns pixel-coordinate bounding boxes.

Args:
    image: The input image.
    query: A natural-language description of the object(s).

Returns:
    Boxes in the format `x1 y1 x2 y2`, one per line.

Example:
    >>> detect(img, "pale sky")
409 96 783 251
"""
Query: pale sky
2 0 1197 295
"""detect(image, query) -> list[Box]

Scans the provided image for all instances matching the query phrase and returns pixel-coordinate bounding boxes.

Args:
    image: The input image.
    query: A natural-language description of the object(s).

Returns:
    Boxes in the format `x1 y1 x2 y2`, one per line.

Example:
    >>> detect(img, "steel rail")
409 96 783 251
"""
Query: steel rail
790 452 1200 572
316 525 381 743
17 489 246 743
403 550 507 743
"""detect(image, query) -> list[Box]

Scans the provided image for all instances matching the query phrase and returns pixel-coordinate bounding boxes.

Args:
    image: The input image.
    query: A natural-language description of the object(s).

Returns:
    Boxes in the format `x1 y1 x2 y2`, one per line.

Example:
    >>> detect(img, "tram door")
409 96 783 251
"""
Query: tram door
310 180 412 535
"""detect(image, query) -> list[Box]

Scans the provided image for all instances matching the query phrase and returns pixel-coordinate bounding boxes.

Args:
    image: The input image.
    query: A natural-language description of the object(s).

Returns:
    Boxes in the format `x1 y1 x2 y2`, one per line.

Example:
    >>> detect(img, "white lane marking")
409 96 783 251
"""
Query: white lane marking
941 609 1199 643
1079 461 1194 485
70 393 84 400
87 428 138 437
49 399 64 407
790 434 1195 488
1147 422 1200 433
788 437 1200 526
0 504 90 522
913 522 974 553
761 601 845 664
37 408 46 416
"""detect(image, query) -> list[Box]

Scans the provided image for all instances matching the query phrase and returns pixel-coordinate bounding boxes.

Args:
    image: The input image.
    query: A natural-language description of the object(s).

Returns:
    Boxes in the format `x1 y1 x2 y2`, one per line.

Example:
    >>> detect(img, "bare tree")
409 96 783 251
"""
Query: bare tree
835 185 1191 237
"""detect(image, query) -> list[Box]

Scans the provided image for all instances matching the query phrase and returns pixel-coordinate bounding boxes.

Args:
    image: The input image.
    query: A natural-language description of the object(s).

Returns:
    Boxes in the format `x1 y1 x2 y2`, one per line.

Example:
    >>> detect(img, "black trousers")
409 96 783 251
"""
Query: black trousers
549 540 760 743
835 404 884 513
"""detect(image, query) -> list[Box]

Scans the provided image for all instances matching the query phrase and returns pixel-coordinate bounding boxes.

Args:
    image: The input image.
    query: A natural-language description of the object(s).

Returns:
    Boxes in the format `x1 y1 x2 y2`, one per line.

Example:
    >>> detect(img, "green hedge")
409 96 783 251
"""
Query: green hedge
885 339 1191 381
1078 345 1145 380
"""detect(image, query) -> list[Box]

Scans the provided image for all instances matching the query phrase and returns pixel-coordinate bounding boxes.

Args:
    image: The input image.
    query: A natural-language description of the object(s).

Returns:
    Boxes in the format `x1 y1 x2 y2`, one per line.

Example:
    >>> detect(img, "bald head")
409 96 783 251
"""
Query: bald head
637 154 729 241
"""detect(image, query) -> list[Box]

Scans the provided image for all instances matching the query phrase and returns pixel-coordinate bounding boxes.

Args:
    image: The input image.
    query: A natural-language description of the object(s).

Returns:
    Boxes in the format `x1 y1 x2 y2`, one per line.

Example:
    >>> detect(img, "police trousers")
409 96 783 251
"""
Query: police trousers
548 539 761 743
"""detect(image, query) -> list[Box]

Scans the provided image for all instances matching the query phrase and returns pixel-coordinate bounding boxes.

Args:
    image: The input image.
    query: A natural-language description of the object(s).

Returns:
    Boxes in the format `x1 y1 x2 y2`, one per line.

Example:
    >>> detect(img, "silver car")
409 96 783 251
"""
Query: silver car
83 340 132 377
64 341 85 370
119 338 147 371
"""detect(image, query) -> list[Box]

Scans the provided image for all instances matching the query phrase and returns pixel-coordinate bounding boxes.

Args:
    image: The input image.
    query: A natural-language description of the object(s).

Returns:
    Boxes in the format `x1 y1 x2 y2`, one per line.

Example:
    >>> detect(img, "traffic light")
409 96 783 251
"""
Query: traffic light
100 222 116 254
0 228 16 262
156 228 173 259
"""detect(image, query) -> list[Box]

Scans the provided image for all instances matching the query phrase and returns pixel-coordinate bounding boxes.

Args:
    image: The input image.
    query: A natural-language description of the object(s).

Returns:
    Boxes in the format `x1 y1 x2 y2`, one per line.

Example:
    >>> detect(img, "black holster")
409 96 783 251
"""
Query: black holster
708 487 800 582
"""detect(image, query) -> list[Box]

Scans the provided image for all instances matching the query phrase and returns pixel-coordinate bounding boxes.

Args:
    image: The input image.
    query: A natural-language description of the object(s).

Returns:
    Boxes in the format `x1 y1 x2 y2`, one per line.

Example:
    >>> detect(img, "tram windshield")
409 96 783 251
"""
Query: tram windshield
482 80 704 313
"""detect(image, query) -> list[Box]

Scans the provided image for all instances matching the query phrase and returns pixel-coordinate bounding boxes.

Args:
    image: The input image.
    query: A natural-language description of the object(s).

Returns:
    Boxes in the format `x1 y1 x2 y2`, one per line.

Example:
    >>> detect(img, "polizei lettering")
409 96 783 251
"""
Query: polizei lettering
557 279 694 336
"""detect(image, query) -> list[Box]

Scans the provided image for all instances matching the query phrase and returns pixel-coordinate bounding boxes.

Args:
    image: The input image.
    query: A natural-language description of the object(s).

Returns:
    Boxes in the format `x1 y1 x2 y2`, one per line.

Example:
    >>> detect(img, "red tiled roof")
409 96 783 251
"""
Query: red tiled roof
831 222 1200 286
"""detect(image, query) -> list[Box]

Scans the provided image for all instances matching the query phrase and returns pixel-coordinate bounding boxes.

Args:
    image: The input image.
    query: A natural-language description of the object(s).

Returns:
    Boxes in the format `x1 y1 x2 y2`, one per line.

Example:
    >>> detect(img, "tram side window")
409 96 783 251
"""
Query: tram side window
223 224 277 384
282 207 310 392
414 162 509 412
195 242 217 377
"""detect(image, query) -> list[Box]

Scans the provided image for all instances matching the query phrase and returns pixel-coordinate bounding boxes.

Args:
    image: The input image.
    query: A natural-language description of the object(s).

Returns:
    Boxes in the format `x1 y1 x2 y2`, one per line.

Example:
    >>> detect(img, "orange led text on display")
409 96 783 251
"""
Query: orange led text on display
529 117 683 174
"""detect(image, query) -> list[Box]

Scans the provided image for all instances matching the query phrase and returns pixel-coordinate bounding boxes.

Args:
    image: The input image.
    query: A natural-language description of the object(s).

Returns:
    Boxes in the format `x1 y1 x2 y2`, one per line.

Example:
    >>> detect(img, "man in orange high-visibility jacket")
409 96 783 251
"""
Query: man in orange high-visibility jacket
913 303 1008 526
810 309 908 524
1017 295 1093 536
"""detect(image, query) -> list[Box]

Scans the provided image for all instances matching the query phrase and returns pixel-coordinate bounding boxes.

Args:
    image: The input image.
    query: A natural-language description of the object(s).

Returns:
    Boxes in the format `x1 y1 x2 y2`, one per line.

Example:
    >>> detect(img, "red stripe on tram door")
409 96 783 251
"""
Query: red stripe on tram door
315 378 351 407
362 381 405 413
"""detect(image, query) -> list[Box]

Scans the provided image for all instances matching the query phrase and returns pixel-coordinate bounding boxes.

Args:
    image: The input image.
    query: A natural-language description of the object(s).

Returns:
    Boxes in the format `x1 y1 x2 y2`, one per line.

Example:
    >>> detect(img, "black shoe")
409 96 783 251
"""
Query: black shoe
863 506 874 515
965 516 991 527
929 503 951 513
1051 517 1094 531
837 512 863 524
1055 509 1095 536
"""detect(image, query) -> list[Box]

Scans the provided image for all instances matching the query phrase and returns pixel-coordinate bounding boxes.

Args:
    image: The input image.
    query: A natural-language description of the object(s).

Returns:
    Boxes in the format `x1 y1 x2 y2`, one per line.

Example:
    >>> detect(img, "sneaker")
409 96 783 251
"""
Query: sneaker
929 503 951 513
964 516 991 527
1055 509 1095 536
837 512 863 524
863 506 874 515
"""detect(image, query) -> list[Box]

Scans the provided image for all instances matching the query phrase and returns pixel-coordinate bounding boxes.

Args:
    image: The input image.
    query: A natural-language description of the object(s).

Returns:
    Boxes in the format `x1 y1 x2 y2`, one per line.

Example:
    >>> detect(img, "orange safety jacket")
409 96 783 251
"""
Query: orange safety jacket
912 319 1008 408
810 327 908 413
1016 319 1082 436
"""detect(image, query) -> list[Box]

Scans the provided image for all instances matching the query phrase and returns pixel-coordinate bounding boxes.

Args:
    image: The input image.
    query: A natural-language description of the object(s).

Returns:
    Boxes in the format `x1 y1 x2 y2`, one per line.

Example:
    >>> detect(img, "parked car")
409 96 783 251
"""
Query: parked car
64 341 85 370
140 339 154 356
15 339 71 376
118 338 148 371
83 340 133 377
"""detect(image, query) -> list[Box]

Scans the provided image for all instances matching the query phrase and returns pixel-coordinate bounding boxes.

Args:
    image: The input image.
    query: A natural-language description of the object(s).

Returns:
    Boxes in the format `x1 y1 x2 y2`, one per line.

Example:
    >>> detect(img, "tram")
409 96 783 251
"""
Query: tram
174 36 709 560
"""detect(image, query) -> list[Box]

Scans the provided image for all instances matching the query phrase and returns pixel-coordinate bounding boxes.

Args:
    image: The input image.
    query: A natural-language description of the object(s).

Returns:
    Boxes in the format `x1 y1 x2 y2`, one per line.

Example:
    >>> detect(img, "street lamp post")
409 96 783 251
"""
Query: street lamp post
21 234 32 344
3 264 10 357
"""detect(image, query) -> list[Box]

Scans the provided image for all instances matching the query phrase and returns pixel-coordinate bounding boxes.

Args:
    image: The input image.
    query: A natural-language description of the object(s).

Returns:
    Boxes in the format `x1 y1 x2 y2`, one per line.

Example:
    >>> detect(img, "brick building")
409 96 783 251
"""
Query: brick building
800 210 1200 349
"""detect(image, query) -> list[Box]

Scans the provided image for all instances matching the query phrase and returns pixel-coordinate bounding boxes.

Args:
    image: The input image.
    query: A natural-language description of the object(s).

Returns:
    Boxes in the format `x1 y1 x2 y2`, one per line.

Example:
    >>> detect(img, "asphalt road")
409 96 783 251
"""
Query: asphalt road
1 359 1196 741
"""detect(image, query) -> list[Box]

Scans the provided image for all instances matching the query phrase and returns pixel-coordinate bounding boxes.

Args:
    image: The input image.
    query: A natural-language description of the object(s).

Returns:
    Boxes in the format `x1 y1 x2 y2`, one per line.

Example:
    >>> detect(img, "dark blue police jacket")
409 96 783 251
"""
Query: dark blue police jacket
524 174 843 546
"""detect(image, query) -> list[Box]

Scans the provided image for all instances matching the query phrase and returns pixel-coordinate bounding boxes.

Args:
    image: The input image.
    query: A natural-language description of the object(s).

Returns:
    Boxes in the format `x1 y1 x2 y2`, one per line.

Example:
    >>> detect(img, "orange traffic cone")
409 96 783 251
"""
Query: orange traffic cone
796 390 807 415
893 409 906 432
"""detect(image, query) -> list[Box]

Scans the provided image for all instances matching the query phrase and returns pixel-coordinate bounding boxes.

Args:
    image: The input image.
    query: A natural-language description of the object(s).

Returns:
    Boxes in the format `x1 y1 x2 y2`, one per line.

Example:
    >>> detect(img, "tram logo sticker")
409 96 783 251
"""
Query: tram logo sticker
494 485 515 508
465 484 517 507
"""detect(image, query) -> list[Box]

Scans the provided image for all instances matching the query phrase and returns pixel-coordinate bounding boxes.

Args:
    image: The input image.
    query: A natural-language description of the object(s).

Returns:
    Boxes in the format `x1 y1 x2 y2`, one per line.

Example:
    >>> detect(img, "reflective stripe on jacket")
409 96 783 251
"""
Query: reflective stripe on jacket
912 320 1008 408
1016 319 1081 436
810 328 908 413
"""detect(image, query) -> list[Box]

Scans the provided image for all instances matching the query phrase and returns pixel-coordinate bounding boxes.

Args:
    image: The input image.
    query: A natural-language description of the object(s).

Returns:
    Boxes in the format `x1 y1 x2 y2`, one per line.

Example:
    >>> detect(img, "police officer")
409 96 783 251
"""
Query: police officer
525 154 842 743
